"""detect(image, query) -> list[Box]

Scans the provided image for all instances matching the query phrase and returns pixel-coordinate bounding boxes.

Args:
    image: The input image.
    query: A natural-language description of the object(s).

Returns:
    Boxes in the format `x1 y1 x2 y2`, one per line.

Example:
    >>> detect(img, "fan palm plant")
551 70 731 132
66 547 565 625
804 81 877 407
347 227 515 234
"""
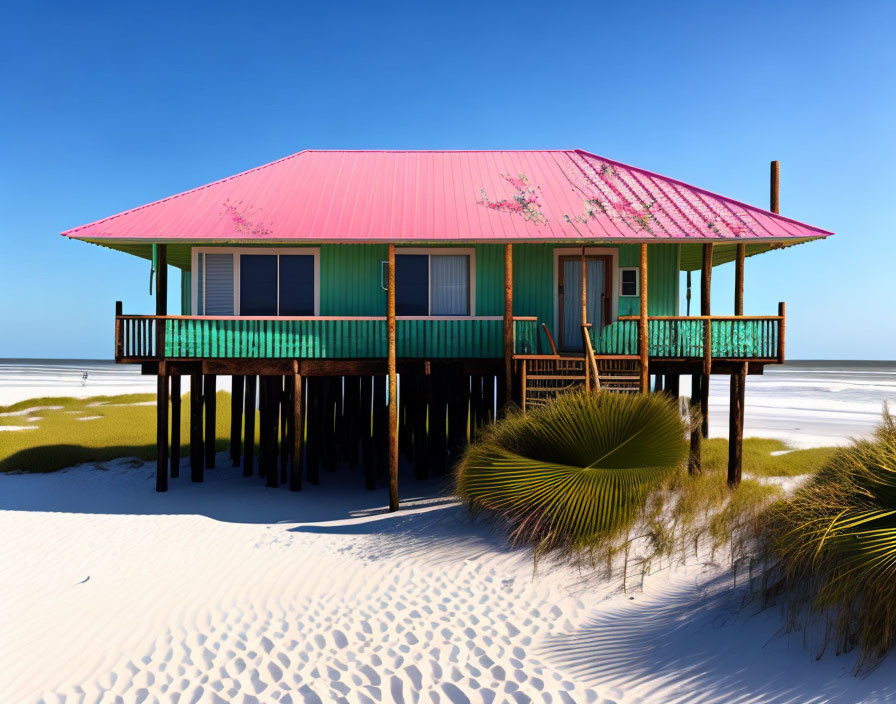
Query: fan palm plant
761 411 896 669
456 390 687 552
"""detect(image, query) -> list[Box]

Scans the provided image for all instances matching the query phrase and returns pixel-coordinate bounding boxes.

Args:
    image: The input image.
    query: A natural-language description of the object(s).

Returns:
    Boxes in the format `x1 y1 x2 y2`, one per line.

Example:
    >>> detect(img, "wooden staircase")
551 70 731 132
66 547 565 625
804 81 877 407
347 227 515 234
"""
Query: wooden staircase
517 324 642 410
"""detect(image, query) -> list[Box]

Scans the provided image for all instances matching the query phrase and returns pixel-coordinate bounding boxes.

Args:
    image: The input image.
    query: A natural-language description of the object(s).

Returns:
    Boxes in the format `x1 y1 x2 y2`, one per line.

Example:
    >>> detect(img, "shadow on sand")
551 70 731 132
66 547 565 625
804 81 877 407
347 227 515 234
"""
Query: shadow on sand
537 572 891 703
0 453 460 525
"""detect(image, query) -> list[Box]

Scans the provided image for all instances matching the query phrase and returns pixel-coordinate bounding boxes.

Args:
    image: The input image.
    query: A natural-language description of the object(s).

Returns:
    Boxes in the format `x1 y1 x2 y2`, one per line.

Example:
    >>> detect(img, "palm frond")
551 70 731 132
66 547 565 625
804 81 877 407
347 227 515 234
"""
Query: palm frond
456 390 687 551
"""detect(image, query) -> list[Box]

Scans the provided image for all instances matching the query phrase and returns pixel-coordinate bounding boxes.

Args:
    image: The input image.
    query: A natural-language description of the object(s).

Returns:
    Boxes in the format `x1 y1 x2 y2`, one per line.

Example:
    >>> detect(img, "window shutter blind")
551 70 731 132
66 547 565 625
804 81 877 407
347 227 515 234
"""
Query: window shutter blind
204 253 234 315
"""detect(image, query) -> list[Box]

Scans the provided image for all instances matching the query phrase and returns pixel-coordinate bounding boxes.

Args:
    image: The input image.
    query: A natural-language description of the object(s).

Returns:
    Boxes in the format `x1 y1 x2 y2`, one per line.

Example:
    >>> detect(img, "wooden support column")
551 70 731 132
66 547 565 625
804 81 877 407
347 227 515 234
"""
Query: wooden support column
387 243 399 512
728 363 747 487
688 374 702 476
190 371 204 482
639 243 649 392
290 371 303 491
170 375 181 478
361 376 375 490
242 375 256 476
414 370 430 480
265 377 280 489
280 376 289 484
230 375 244 466
665 374 680 400
156 370 169 492
734 244 745 317
155 244 168 492
204 374 216 469
700 243 713 438
503 244 513 409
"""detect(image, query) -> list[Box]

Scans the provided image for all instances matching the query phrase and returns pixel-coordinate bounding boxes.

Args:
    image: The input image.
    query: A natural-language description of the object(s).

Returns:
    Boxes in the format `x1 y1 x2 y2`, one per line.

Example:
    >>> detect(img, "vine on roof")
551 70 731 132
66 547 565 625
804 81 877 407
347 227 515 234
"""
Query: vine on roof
565 162 658 234
477 173 548 225
220 199 273 237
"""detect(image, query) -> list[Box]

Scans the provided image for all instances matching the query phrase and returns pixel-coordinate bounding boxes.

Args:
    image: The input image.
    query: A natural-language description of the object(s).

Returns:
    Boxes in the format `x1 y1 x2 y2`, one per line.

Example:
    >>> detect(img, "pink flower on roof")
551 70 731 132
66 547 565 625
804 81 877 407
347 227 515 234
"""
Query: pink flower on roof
220 199 273 237
477 173 548 225
563 161 657 234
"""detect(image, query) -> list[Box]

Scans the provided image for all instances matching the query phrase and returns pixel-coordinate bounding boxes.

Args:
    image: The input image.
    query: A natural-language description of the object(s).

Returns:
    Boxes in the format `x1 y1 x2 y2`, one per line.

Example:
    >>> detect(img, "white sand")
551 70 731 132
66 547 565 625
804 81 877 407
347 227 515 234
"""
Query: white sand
2 459 894 703
3 361 896 701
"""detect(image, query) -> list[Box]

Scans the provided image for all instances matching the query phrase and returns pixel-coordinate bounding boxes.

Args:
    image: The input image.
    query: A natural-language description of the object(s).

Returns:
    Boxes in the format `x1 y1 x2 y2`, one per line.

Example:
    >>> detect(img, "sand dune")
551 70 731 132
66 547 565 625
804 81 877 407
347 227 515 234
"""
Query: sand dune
2 458 894 703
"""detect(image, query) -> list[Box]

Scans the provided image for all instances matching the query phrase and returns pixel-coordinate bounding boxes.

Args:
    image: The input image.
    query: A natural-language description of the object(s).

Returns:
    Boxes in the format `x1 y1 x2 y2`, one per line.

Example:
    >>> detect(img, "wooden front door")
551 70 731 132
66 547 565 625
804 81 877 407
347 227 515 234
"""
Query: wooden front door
558 255 612 352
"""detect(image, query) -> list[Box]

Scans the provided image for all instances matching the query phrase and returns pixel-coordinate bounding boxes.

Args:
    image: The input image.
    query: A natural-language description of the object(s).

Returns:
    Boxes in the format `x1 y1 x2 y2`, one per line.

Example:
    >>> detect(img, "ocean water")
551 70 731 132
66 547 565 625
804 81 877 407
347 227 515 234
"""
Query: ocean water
2 359 895 448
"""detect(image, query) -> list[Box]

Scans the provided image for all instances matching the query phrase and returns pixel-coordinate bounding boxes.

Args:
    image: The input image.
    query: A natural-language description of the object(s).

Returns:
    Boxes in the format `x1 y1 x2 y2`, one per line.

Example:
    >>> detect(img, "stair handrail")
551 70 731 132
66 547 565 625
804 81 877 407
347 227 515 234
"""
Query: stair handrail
581 324 600 395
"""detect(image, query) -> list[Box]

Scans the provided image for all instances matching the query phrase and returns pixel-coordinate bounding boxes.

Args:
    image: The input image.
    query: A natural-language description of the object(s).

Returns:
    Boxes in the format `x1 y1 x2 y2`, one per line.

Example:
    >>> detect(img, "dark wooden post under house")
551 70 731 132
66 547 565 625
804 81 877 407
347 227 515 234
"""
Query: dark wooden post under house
170 375 181 478
155 244 168 492
242 375 256 476
204 374 216 469
190 370 203 482
230 375 244 466
700 242 713 437
387 243 399 512
289 368 303 491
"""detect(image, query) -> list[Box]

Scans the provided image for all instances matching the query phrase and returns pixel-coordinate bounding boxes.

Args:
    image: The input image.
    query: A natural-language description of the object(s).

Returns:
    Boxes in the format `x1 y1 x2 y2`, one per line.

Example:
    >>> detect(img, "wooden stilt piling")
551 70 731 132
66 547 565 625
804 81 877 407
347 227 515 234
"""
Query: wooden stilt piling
242 375 256 476
204 374 216 469
266 377 280 488
728 364 747 487
190 371 204 482
280 376 288 484
414 371 430 480
361 375 375 490
156 370 169 492
688 373 702 475
290 371 303 491
230 375 244 466
170 375 181 478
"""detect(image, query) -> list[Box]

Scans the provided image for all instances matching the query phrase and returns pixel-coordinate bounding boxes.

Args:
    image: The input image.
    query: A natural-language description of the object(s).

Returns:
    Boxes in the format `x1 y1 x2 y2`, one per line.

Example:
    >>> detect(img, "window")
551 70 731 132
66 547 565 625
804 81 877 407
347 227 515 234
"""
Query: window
192 248 318 316
620 268 639 296
395 252 471 316
240 255 278 315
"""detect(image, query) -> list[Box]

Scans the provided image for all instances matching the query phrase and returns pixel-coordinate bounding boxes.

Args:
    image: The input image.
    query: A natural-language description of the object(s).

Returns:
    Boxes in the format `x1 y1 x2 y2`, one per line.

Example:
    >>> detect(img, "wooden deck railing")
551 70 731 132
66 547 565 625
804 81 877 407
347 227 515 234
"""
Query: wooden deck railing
591 303 786 362
115 314 509 361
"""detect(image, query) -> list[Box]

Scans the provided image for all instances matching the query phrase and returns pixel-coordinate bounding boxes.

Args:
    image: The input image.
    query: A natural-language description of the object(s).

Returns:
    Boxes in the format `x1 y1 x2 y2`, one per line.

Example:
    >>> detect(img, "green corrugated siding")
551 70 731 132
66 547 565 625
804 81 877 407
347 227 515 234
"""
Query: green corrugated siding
162 242 684 358
617 244 679 317
320 244 388 315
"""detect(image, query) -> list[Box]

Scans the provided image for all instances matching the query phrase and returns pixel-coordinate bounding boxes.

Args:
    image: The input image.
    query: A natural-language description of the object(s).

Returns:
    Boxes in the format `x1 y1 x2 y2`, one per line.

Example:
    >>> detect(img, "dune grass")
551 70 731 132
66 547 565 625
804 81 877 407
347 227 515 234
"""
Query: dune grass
0 393 243 473
700 437 838 477
759 414 896 671
456 391 688 554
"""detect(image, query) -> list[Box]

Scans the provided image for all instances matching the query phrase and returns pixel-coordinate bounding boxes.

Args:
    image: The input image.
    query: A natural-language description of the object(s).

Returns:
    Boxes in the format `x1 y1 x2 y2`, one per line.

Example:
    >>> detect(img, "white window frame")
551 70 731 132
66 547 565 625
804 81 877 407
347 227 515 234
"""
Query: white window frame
394 247 476 317
619 267 640 297
191 247 320 316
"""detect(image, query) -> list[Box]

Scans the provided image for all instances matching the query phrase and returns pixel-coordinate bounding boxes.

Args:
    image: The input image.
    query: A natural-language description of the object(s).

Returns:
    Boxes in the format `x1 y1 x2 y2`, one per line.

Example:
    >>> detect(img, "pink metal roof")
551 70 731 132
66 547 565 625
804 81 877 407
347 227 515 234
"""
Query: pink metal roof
61 150 832 243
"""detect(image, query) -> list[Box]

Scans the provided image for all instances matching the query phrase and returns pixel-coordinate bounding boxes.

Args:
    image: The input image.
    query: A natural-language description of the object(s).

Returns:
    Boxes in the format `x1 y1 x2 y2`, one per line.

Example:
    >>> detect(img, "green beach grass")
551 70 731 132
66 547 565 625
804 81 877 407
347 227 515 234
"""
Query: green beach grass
0 393 245 473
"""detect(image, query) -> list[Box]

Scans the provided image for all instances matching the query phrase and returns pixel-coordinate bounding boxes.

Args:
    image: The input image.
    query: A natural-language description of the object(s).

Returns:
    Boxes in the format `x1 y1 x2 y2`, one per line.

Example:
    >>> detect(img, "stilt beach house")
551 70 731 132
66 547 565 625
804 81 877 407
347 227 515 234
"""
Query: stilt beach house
62 150 832 509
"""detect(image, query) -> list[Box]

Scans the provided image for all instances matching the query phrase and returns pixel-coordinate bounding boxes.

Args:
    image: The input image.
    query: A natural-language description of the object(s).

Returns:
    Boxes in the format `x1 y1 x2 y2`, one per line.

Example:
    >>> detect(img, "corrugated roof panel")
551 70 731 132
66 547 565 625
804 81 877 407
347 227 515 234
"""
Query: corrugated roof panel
61 149 833 243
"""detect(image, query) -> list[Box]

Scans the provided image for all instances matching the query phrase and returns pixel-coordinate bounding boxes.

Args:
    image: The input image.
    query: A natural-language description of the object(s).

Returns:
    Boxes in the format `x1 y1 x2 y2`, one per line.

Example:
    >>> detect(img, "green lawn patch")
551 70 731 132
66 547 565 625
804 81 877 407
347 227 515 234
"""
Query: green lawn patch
0 393 245 473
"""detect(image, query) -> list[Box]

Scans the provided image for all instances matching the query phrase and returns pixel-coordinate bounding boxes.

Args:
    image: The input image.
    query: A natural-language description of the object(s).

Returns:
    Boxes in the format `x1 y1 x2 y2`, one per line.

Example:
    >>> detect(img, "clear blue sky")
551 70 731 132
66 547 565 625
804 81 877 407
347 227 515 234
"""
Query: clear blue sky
1 0 893 359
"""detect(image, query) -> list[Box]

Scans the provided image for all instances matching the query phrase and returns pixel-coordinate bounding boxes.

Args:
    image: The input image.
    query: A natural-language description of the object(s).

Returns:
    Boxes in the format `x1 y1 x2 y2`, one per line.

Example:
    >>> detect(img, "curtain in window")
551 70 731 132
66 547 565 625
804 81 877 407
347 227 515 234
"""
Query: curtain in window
204 253 235 315
561 259 605 351
430 255 469 316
